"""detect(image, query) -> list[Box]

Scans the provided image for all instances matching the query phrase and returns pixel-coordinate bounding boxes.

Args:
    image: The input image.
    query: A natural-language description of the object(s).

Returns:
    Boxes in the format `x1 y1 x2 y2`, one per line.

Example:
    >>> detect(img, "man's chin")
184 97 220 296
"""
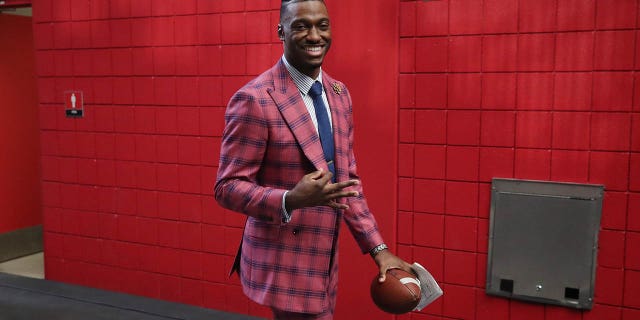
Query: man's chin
287 54 327 76
306 55 326 68
307 60 324 68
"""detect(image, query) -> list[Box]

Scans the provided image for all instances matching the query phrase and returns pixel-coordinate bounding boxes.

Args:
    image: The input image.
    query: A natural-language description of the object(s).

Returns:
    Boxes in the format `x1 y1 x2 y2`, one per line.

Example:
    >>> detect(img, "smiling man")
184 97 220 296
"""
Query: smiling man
279 0 330 79
214 0 413 318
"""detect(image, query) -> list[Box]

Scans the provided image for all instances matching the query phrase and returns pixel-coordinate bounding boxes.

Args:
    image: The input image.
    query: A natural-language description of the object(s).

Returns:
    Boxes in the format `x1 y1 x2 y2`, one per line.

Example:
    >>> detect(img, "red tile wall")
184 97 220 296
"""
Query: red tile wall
34 0 399 319
33 0 281 318
34 0 640 319
400 0 640 319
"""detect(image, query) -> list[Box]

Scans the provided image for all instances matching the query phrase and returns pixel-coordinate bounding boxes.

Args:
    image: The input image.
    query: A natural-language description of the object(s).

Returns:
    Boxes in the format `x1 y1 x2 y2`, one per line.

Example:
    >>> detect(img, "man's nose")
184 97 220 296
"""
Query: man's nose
307 27 322 41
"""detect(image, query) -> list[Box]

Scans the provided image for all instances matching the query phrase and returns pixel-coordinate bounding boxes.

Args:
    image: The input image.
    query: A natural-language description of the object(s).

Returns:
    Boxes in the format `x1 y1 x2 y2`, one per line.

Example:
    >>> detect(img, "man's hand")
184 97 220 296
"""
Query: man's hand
373 249 414 283
285 169 360 211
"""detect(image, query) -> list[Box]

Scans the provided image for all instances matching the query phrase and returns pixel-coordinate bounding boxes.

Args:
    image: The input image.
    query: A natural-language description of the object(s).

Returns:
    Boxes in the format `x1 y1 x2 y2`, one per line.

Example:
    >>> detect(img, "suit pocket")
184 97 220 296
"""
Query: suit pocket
245 217 281 240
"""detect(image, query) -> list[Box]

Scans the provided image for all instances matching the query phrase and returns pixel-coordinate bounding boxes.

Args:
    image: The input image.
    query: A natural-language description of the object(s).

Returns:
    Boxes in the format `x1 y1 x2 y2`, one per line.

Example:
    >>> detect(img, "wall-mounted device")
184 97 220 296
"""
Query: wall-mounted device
486 178 603 310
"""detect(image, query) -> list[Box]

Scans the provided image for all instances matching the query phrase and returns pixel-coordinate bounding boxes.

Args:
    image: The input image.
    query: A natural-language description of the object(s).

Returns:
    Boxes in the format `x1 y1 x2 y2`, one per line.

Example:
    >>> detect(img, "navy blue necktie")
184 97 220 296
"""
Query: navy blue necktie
309 81 335 180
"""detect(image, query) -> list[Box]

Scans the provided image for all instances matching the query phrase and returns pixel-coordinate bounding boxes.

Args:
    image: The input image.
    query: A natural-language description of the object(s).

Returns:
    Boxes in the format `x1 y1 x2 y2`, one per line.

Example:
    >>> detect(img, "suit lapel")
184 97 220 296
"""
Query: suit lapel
268 61 328 172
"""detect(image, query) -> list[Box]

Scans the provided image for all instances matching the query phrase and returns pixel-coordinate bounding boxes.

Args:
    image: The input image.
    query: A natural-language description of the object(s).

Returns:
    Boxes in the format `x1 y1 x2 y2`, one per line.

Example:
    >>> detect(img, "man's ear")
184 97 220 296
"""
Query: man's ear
277 24 284 40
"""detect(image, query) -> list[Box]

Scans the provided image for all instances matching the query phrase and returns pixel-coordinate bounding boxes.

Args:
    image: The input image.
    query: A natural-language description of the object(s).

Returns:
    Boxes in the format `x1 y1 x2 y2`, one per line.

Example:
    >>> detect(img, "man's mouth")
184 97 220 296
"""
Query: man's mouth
304 45 324 53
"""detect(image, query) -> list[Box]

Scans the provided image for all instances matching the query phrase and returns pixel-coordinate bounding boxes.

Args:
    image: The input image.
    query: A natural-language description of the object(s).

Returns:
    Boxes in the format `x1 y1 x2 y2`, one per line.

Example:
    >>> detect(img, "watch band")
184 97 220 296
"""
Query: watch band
370 243 388 257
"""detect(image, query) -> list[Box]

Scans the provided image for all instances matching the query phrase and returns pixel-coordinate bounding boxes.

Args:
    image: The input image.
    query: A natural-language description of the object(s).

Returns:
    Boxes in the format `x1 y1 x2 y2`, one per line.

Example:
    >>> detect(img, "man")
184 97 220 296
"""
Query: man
214 0 413 318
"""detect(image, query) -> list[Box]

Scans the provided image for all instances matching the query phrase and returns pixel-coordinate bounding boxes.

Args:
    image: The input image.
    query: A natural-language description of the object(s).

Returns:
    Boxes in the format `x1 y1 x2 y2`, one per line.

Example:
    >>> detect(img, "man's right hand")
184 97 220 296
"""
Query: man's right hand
285 169 360 211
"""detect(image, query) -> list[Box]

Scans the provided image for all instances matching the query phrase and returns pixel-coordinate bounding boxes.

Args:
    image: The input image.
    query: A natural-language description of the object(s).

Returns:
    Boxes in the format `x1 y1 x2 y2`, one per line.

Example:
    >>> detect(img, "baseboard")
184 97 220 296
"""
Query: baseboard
0 225 42 262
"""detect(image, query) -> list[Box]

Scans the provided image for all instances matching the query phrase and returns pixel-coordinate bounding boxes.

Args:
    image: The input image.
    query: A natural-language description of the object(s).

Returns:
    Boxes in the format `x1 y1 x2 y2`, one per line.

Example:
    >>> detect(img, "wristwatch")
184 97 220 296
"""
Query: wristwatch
369 243 388 257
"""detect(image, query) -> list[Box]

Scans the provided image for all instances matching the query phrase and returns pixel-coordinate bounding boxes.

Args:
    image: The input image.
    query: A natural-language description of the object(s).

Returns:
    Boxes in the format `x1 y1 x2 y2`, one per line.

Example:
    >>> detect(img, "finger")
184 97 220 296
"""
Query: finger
327 190 359 200
322 170 334 183
334 179 359 189
327 201 349 210
327 181 360 195
379 266 404 283
404 262 415 273
378 268 386 283
312 169 332 185
378 265 393 283
308 169 324 180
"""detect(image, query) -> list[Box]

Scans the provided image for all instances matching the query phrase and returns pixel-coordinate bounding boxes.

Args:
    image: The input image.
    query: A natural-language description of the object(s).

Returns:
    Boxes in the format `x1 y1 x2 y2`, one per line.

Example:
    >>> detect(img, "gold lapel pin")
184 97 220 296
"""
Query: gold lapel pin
332 83 342 95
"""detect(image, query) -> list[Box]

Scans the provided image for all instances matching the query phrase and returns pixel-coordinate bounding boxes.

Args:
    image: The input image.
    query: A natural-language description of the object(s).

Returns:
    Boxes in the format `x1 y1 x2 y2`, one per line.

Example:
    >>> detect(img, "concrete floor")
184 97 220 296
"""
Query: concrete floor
0 253 263 320
0 252 44 279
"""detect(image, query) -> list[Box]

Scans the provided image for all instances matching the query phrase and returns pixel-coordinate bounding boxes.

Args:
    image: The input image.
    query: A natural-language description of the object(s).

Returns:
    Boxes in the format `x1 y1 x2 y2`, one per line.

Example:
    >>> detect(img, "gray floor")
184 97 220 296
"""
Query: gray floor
0 253 262 320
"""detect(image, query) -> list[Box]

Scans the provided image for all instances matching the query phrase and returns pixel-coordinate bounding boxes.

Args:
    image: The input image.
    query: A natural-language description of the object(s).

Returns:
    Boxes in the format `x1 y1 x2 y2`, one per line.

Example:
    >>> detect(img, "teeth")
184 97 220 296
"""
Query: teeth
306 46 322 52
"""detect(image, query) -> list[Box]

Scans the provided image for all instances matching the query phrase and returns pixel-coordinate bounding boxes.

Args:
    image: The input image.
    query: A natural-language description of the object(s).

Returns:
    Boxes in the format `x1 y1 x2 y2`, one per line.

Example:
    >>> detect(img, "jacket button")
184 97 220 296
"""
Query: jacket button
292 229 299 235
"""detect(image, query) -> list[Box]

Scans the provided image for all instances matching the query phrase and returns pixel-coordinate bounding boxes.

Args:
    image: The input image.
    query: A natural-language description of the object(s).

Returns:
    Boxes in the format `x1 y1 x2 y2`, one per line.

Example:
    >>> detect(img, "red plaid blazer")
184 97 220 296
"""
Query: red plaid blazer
214 60 384 314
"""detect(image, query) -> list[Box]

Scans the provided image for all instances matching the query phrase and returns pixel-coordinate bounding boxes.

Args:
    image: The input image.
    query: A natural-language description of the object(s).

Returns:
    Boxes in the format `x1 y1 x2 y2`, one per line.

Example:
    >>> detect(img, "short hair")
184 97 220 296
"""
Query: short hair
280 0 326 22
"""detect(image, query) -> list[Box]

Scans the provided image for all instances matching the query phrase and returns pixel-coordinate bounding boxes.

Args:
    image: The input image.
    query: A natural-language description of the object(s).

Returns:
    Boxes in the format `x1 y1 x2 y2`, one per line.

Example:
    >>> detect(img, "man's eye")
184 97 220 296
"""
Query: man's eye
293 24 307 31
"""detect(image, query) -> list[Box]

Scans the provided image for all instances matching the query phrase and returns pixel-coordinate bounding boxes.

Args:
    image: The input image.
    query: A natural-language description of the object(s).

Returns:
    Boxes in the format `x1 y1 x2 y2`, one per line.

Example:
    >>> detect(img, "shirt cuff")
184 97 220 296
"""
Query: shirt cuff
281 190 292 223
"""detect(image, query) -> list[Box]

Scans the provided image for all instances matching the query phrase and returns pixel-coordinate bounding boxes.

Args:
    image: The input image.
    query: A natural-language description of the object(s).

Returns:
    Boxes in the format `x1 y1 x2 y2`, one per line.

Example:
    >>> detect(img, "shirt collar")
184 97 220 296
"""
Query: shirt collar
282 55 323 96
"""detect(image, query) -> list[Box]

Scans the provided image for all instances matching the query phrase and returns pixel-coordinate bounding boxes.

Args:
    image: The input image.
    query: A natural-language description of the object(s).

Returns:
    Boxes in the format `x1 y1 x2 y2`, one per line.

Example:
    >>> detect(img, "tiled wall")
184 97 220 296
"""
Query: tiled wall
34 0 640 319
34 0 399 319
398 0 640 319
34 0 281 317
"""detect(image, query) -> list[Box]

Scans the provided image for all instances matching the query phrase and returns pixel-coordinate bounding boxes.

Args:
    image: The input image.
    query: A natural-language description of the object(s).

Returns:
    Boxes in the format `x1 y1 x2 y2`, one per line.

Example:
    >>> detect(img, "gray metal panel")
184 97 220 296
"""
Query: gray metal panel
486 178 604 309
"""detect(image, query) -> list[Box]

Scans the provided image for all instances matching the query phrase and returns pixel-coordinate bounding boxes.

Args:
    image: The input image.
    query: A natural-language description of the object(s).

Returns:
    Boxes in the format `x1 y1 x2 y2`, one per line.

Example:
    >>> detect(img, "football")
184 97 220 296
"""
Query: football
370 268 421 314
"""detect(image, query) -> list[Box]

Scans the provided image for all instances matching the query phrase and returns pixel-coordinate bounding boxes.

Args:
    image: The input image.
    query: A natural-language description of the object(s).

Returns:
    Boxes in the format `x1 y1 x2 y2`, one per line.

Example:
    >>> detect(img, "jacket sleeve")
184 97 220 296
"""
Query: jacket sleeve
214 89 286 224
340 88 385 253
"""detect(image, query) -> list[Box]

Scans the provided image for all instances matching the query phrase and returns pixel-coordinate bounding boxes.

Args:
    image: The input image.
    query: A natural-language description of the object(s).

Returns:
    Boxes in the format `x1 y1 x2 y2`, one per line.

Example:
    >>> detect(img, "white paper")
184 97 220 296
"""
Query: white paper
411 262 443 311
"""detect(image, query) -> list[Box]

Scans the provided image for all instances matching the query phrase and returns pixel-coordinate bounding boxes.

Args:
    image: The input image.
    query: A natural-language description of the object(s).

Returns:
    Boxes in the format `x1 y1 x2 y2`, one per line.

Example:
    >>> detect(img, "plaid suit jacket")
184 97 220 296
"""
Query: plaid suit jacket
214 60 384 314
